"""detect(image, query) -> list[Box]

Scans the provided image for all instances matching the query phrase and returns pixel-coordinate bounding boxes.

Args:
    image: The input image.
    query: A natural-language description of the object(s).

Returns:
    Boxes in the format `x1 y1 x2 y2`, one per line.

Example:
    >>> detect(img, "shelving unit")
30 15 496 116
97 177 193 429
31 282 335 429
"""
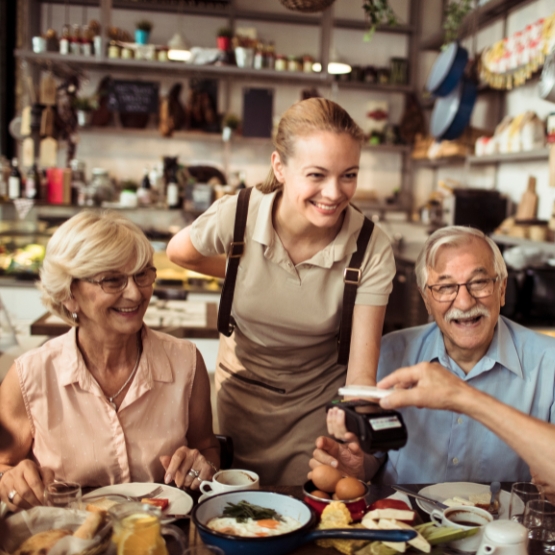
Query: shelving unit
467 149 550 165
17 0 423 215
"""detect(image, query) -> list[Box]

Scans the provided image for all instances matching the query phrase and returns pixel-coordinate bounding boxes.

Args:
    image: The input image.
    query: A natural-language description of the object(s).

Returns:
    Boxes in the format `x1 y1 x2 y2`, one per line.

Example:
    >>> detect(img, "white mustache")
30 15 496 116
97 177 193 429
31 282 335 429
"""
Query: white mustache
445 305 489 323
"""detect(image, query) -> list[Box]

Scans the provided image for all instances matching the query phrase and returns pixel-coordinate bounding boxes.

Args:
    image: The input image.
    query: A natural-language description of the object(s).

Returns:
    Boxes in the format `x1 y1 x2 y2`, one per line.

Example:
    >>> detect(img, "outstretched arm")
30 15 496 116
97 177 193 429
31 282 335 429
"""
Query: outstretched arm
379 362 555 489
166 225 226 278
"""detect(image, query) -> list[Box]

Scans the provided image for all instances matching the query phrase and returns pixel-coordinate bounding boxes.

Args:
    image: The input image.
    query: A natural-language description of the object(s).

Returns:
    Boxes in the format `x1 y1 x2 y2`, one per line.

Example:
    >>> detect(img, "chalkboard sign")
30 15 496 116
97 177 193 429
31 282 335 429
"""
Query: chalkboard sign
108 80 159 113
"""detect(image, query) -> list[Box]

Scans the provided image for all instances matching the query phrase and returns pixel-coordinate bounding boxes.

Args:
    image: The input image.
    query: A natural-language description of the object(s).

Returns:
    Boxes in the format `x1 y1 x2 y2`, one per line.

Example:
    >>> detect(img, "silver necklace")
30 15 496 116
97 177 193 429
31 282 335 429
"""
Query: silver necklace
90 345 142 410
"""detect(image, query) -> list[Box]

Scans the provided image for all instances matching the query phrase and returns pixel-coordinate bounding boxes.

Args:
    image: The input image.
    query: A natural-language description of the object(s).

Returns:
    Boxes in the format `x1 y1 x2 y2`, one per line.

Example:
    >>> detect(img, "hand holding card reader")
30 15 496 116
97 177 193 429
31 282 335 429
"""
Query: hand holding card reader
326 398 408 454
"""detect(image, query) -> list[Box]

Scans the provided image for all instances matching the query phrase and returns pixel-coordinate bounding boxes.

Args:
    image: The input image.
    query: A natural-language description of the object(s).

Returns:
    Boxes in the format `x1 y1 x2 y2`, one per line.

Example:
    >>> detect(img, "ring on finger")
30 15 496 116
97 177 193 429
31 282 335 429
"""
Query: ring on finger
196 475 202 483
8 489 17 502
188 468 200 479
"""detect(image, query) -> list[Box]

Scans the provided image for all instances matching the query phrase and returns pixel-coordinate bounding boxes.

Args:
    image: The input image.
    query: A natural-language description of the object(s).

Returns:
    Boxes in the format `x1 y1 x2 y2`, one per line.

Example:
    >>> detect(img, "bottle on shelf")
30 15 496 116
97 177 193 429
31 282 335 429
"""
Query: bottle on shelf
0 158 8 202
59 24 70 55
70 24 81 55
137 167 152 206
8 158 21 200
166 170 180 209
24 162 41 200
70 159 87 206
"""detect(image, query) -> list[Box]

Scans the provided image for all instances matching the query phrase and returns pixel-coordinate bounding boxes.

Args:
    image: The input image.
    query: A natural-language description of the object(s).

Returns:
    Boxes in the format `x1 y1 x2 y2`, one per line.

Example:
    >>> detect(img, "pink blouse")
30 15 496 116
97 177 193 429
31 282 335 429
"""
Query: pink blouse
16 326 197 486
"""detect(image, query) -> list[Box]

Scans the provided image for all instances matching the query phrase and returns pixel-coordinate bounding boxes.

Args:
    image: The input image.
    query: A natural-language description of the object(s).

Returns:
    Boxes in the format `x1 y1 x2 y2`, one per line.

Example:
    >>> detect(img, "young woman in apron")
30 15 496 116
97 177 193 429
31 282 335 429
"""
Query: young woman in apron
167 98 395 485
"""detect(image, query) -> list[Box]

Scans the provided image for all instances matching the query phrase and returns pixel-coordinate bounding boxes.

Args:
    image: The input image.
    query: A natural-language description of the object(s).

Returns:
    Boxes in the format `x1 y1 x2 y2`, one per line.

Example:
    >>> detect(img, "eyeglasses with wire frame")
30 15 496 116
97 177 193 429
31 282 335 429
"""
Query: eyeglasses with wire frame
426 276 499 302
80 266 157 294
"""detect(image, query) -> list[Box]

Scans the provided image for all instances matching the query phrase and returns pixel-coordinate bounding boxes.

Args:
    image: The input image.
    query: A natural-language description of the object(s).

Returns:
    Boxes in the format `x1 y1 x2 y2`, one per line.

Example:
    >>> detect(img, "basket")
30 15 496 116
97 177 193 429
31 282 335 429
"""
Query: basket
279 0 336 13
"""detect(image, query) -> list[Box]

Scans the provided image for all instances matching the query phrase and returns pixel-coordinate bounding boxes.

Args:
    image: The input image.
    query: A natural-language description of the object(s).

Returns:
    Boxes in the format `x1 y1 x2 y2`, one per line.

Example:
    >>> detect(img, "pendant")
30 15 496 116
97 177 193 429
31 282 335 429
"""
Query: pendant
109 398 117 410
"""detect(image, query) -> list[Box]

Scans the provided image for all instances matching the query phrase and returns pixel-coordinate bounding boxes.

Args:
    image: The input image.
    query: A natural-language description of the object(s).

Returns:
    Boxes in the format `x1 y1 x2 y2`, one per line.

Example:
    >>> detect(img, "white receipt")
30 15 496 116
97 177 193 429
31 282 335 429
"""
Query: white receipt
338 385 394 399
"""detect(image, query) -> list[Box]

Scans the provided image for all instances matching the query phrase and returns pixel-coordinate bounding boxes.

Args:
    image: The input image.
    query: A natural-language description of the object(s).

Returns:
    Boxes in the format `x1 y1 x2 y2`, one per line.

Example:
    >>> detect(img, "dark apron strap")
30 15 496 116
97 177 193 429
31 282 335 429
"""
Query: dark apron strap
337 217 375 365
217 187 252 336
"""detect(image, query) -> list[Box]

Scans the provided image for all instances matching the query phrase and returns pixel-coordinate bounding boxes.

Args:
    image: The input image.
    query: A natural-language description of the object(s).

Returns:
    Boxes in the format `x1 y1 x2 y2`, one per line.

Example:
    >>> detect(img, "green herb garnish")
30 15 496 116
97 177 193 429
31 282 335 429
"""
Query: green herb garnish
222 501 284 523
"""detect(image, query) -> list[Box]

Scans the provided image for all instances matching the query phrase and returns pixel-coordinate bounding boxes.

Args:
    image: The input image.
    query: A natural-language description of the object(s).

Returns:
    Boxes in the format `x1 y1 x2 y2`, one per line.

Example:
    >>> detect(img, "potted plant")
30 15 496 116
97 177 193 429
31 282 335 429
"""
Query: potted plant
222 113 240 141
217 27 233 51
73 96 98 127
135 20 153 45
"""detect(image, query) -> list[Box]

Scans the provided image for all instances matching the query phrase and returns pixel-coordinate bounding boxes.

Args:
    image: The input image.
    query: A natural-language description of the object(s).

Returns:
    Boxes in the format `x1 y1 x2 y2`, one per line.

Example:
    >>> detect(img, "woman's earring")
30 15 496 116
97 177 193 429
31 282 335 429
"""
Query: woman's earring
72 312 78 323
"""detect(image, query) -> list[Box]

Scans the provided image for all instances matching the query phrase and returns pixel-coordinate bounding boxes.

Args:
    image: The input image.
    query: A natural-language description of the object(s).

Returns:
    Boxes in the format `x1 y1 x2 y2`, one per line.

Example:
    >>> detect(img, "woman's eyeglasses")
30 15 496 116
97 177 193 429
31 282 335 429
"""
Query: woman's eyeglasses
426 276 498 302
81 266 157 294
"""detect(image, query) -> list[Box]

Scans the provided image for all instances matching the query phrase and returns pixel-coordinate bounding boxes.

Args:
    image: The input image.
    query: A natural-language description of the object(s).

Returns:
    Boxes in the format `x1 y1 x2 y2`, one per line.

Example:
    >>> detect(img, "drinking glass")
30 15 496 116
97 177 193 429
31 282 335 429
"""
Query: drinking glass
510 482 543 522
523 499 555 553
43 481 82 509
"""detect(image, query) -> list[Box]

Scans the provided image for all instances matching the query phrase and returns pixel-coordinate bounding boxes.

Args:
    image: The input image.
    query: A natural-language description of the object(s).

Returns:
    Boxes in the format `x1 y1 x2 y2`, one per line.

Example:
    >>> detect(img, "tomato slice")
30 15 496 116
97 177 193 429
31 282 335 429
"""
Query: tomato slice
368 499 411 512
141 497 170 510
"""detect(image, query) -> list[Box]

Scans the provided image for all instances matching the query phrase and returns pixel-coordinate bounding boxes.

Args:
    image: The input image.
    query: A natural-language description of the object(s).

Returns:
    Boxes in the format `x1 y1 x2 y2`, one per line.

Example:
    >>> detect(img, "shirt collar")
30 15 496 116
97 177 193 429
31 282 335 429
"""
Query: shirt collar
424 316 523 379
252 190 366 268
58 326 173 387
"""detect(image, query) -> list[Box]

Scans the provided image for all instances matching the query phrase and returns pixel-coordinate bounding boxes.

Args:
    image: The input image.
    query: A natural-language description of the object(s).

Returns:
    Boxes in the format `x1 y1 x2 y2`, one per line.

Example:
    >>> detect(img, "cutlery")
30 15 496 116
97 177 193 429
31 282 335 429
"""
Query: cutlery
391 485 449 510
488 481 501 519
85 484 164 503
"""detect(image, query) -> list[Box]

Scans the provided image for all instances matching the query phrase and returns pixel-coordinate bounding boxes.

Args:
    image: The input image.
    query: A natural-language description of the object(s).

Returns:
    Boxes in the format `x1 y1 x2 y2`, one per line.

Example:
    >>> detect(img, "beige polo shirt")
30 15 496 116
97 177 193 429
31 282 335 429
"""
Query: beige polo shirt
191 187 395 350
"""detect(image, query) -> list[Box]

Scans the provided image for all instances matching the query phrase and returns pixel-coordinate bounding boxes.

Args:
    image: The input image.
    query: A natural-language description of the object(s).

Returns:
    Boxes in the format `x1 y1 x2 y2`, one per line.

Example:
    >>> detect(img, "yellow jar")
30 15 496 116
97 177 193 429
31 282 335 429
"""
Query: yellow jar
108 42 120 59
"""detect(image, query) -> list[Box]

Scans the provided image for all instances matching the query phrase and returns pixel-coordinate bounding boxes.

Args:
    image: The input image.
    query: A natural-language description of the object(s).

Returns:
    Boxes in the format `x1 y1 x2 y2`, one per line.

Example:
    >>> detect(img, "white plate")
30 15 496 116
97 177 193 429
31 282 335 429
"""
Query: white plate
416 482 510 519
82 482 193 523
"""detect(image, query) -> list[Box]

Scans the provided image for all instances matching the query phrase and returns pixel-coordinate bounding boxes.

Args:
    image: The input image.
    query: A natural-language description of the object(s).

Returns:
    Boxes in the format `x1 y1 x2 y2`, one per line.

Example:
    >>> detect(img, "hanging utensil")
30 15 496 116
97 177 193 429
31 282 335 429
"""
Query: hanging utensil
426 42 469 97
539 49 555 103
430 77 477 140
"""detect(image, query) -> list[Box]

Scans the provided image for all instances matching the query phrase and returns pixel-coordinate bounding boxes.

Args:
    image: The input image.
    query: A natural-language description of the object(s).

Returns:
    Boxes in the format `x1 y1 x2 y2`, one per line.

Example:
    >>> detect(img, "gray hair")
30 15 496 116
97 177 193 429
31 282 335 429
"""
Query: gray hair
415 226 508 292
39 210 154 326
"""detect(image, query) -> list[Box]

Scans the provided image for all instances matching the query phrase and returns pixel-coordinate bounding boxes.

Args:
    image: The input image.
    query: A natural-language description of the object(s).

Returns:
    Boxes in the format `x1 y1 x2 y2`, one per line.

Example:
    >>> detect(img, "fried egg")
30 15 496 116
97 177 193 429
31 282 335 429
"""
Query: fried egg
207 516 302 537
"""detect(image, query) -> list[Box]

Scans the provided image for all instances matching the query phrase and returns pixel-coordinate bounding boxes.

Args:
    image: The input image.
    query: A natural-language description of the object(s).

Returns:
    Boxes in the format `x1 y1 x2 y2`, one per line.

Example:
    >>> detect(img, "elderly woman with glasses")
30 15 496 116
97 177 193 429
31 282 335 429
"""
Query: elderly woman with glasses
0 211 219 511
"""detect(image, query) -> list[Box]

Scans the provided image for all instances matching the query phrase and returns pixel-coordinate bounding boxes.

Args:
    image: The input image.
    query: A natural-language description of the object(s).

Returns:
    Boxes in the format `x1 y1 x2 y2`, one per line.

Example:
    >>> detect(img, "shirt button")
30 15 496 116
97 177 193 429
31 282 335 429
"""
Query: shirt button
457 417 463 424
452 457 459 465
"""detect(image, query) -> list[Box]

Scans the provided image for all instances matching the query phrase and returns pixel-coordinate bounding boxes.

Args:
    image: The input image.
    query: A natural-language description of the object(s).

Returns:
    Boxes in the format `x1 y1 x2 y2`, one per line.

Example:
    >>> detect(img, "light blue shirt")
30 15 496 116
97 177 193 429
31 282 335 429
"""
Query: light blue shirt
376 316 555 484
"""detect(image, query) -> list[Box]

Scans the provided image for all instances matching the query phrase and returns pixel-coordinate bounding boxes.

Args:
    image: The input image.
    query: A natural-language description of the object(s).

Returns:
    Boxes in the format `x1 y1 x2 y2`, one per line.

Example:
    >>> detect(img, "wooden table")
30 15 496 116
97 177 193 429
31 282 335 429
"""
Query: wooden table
30 303 220 339
182 484 402 554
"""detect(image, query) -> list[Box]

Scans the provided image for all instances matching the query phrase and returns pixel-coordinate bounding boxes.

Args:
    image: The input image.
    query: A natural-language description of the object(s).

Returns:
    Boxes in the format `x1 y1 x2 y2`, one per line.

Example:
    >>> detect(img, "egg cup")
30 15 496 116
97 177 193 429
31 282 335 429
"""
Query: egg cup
302 479 369 521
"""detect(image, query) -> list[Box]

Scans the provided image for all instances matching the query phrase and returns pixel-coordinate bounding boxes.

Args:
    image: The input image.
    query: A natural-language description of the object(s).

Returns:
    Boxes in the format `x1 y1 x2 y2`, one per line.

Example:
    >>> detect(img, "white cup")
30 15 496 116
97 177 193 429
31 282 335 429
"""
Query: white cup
199 469 259 497
476 520 528 555
431 505 494 552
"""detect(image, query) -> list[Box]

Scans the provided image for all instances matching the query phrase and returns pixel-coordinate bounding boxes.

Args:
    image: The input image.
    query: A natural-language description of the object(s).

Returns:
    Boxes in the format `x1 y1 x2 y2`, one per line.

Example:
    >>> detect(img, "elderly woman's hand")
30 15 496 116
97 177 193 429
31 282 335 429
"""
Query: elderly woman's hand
160 447 217 491
0 461 54 511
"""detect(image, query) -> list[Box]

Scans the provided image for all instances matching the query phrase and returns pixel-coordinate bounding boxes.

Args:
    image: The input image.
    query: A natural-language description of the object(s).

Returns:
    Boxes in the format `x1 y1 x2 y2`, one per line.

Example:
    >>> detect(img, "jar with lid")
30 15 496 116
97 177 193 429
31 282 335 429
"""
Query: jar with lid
266 42 275 70
108 41 120 59
89 168 112 206
81 25 93 56
302 55 314 73
287 56 301 72
275 54 286 71
254 44 265 69
121 46 134 59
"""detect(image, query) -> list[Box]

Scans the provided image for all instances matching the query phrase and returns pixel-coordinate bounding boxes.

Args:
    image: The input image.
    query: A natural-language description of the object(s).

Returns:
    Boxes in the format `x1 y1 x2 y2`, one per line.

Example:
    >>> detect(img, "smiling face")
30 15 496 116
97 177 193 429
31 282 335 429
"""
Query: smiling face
422 238 507 370
271 131 361 232
67 259 153 341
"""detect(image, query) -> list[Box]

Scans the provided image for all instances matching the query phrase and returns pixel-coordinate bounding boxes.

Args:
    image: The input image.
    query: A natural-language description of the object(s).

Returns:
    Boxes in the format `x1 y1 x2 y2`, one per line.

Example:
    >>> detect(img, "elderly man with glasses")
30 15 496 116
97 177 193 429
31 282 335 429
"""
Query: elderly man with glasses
311 226 555 484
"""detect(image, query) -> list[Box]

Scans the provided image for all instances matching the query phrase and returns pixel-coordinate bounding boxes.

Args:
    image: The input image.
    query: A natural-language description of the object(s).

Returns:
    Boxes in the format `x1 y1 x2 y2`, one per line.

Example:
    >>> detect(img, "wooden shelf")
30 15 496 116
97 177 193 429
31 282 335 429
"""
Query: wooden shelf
420 0 537 50
35 1 415 35
468 149 550 165
412 156 467 168
15 50 415 93
75 127 412 155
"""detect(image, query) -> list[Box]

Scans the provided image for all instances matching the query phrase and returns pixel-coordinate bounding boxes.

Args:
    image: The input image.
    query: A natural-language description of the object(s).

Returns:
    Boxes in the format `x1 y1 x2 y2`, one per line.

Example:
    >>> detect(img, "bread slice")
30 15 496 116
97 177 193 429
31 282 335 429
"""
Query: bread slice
85 497 120 514
13 529 71 555
73 511 105 540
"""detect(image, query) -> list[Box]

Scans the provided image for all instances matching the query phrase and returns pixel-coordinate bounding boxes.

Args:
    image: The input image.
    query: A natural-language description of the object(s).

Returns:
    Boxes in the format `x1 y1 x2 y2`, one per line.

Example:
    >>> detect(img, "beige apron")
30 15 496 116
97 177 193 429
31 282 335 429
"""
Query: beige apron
215 328 345 486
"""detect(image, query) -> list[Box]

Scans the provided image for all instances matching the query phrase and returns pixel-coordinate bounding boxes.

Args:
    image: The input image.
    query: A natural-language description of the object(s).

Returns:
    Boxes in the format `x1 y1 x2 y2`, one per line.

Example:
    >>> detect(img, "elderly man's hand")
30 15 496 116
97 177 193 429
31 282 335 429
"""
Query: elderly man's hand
378 362 472 413
160 446 216 491
308 434 366 482
531 470 555 503
0 460 54 511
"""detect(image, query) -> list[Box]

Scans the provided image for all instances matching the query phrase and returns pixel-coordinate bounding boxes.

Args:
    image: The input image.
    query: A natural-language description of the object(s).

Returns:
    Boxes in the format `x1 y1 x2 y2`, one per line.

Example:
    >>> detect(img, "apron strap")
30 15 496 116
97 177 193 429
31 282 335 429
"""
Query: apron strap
217 187 252 336
337 217 375 365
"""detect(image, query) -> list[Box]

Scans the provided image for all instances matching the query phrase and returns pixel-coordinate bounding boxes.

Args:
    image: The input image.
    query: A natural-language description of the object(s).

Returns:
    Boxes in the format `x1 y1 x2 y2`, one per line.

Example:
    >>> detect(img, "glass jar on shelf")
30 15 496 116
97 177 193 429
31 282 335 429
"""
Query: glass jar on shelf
275 54 286 71
88 167 112 206
287 55 301 72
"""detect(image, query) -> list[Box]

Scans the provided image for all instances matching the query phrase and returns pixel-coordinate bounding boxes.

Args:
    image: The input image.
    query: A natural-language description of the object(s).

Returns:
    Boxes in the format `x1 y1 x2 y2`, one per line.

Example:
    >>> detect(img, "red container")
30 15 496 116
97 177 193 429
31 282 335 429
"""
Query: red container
217 36 231 51
303 480 369 522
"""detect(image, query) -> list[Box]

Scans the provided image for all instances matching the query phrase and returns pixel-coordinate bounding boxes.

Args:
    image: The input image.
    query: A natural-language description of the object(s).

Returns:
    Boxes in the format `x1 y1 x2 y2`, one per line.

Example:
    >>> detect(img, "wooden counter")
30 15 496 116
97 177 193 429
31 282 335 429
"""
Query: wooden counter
30 303 219 339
